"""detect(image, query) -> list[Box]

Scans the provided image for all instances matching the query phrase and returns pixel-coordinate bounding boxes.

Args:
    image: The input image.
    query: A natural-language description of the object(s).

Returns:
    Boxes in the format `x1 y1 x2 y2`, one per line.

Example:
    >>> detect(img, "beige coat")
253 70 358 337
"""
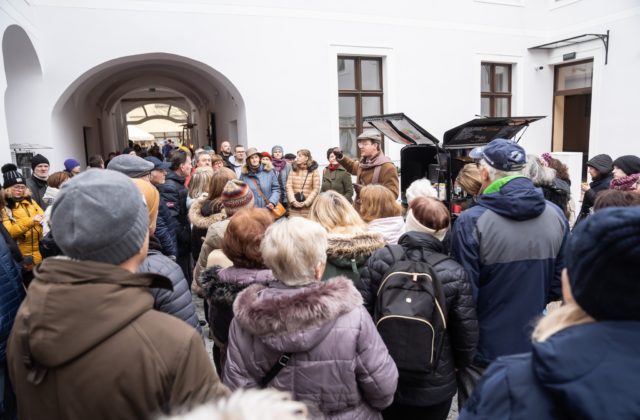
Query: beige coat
286 160 321 218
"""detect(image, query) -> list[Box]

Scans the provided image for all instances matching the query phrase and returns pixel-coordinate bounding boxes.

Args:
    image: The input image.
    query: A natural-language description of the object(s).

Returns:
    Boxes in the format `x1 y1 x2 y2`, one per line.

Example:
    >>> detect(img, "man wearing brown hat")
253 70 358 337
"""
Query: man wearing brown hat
333 131 399 208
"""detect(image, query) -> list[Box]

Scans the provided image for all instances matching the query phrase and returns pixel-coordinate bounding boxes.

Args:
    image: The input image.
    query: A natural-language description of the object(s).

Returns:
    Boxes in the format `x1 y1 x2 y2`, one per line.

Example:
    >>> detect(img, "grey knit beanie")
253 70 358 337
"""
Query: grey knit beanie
51 169 149 265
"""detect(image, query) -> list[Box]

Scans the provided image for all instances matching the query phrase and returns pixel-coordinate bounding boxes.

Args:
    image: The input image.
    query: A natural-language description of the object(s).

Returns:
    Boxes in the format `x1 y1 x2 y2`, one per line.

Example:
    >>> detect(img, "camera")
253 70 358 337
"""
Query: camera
294 192 305 202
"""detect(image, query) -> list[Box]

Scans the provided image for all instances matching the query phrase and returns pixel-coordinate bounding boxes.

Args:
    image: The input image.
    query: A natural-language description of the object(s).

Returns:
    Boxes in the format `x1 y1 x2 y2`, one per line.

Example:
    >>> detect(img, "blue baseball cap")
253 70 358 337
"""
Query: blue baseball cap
144 156 171 171
469 138 526 171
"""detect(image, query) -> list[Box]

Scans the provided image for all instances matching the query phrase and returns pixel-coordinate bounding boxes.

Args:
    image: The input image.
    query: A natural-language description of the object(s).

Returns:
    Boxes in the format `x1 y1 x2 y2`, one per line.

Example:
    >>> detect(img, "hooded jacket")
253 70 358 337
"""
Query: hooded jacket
359 231 478 406
194 218 230 284
8 258 228 420
367 216 405 245
241 164 280 208
224 277 399 419
2 194 44 264
451 177 568 364
286 160 321 218
460 322 640 420
321 231 385 285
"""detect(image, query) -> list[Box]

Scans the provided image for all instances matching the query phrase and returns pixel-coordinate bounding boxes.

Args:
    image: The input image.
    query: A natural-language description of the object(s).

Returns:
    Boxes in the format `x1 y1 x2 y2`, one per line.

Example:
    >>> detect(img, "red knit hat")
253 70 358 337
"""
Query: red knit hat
261 152 272 161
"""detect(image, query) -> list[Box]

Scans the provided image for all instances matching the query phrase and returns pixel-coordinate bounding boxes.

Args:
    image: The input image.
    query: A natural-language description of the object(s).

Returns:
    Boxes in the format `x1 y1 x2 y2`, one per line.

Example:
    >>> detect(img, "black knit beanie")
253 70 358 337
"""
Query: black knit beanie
585 154 612 174
612 155 640 176
31 154 50 170
566 207 640 321
2 164 26 188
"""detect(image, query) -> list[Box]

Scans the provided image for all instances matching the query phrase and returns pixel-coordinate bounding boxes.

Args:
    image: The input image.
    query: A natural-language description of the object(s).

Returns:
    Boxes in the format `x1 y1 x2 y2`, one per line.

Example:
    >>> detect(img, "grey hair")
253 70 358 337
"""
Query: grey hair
260 217 328 286
523 154 556 186
479 158 523 182
406 178 439 204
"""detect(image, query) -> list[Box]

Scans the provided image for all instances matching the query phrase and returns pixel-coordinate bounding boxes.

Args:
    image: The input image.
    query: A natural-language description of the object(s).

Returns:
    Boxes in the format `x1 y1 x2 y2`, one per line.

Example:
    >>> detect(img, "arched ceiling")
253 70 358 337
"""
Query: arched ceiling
53 53 243 116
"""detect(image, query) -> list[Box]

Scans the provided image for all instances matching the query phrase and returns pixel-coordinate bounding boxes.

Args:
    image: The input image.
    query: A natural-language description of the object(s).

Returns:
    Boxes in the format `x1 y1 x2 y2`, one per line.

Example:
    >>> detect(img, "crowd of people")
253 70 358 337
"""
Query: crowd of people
0 134 639 420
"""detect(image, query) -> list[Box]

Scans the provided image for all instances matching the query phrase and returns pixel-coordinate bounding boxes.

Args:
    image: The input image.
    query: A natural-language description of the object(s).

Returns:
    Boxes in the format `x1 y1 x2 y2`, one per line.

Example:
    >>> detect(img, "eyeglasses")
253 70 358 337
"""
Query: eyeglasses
12 185 26 190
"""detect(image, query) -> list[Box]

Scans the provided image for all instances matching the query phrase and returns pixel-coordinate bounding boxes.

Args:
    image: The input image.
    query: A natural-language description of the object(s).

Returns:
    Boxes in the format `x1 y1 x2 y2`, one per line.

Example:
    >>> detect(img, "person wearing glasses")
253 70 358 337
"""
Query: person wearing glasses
1 164 44 283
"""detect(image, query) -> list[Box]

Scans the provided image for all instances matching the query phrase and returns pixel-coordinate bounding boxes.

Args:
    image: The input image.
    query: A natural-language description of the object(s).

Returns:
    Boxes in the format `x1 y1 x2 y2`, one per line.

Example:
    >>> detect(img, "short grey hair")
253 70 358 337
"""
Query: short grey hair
406 178 438 204
260 217 328 286
479 158 523 182
523 154 556 186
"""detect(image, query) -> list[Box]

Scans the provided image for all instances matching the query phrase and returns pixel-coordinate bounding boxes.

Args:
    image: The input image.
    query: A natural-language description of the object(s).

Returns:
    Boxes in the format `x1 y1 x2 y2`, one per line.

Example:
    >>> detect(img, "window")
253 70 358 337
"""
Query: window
338 56 383 157
481 63 512 117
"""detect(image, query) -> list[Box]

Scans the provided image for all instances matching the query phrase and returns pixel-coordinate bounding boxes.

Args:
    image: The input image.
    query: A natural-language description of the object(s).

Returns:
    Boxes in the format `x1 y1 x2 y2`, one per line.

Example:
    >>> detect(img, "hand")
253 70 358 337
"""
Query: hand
33 214 44 223
266 202 275 210
332 147 344 160
581 183 590 193
292 201 304 208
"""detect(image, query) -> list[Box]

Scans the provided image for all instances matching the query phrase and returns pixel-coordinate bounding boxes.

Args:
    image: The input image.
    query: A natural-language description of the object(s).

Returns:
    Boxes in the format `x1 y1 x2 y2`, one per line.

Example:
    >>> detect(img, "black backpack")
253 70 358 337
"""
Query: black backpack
374 245 449 373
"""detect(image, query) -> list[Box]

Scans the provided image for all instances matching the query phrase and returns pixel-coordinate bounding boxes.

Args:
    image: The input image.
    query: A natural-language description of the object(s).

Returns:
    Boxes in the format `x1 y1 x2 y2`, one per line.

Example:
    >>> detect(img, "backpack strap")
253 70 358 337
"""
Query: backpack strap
424 252 450 268
258 353 293 388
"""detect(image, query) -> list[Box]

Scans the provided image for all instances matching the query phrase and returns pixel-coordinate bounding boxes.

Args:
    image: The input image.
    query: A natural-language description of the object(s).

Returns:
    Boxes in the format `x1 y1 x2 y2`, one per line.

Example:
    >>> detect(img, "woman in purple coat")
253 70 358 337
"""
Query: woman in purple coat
224 217 398 419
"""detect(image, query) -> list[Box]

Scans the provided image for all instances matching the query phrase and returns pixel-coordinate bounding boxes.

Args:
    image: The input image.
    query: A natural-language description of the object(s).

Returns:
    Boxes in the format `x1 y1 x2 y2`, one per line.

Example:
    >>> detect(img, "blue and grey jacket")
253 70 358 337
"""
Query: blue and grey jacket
451 176 568 364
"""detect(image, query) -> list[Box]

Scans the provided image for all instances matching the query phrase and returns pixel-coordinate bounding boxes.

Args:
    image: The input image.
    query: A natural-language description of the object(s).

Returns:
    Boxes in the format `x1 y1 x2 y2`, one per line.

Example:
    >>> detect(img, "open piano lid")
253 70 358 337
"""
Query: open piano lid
363 113 440 146
443 116 545 149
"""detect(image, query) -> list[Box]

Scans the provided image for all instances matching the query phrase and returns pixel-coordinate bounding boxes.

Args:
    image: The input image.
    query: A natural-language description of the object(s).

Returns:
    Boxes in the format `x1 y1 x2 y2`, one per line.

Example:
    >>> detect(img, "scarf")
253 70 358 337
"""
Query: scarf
358 152 393 170
404 209 448 242
610 173 640 191
272 158 288 173
33 174 48 182
328 163 340 172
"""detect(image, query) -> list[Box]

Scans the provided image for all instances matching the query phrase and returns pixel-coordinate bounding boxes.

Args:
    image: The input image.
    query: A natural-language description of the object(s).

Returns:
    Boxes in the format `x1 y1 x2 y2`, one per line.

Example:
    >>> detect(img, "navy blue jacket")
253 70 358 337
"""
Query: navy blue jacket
460 322 640 419
451 177 568 364
154 196 178 258
0 233 25 363
157 171 191 256
139 249 203 336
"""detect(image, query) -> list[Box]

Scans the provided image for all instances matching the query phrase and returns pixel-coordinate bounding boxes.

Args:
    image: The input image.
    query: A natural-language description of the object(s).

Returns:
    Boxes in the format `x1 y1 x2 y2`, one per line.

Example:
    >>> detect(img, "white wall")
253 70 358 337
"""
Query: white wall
0 0 638 173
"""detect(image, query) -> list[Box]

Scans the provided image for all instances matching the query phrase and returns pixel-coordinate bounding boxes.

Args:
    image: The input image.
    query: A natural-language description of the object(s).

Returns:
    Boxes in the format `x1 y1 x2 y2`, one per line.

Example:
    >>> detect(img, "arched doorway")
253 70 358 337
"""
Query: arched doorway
2 25 46 173
52 53 246 164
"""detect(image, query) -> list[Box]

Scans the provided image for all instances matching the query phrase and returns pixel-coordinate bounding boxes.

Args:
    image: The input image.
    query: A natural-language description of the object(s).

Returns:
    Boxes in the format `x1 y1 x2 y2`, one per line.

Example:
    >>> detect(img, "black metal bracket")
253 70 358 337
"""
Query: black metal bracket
529 30 610 65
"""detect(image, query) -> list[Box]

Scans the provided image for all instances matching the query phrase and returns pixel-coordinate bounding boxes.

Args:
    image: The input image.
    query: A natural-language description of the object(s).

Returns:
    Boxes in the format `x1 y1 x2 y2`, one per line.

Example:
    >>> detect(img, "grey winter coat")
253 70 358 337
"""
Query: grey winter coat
139 250 203 336
224 277 398 419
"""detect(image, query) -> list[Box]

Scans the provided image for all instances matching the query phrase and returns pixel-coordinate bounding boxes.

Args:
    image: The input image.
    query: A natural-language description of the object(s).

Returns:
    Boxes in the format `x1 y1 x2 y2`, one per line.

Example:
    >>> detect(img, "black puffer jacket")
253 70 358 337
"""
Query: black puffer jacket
139 239 202 336
157 171 191 256
359 231 478 406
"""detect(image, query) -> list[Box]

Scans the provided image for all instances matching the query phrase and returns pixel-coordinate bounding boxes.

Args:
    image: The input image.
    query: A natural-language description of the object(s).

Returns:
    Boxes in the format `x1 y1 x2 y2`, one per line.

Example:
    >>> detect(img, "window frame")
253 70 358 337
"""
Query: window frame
481 62 512 117
338 56 384 155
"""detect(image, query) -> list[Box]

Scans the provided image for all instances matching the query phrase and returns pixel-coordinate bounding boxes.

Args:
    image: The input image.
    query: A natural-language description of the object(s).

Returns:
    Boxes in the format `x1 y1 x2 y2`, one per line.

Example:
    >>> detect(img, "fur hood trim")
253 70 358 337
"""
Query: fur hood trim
233 276 362 337
189 196 225 229
241 163 272 175
292 160 319 172
327 231 385 259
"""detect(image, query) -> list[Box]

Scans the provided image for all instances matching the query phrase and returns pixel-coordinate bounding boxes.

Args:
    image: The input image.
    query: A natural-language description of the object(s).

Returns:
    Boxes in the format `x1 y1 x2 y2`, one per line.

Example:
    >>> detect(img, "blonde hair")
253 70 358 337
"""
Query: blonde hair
260 217 327 286
358 184 403 223
456 164 483 196
531 302 594 342
188 167 214 199
308 191 367 234
160 389 308 420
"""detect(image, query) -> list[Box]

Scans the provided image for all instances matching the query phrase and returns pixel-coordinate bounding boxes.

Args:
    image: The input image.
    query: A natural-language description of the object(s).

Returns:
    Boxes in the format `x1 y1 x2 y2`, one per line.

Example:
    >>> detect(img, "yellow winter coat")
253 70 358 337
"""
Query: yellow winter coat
2 197 44 264
286 160 321 218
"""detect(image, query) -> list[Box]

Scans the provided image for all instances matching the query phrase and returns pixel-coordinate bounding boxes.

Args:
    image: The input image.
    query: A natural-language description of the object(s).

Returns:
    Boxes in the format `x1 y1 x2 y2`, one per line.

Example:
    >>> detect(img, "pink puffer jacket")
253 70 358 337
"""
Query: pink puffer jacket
224 276 398 419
